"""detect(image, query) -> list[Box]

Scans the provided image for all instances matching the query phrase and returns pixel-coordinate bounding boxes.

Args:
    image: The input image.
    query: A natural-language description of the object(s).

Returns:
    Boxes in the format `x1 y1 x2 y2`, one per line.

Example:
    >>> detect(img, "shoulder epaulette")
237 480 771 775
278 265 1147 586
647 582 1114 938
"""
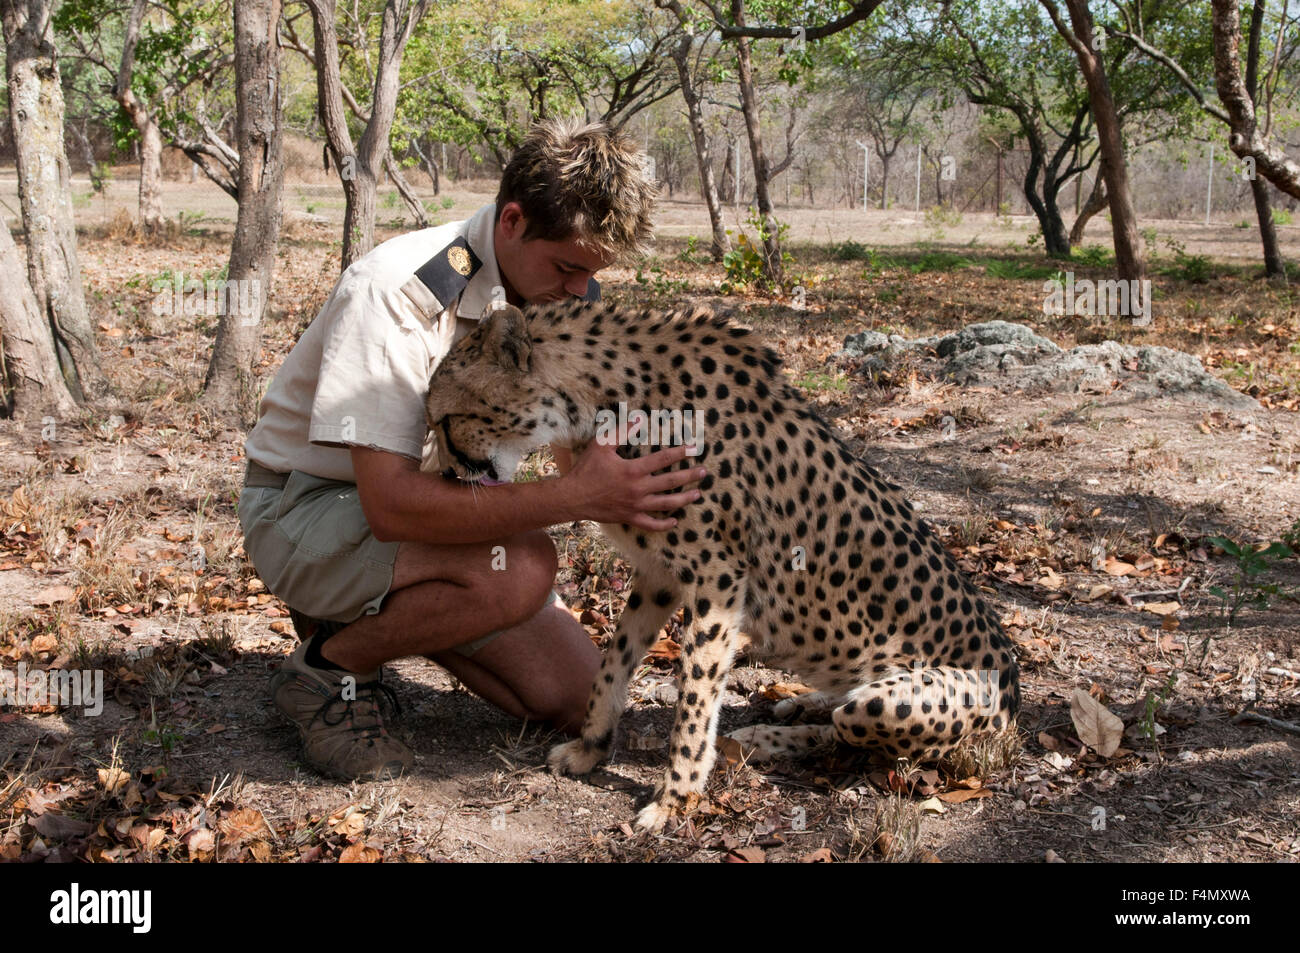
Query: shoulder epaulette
404 235 483 315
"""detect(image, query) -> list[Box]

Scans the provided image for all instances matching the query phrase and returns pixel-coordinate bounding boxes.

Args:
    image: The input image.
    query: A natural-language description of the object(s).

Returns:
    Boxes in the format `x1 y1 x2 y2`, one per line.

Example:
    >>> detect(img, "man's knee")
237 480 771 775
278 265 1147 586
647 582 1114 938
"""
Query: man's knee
521 680 590 735
454 531 557 631
502 531 558 621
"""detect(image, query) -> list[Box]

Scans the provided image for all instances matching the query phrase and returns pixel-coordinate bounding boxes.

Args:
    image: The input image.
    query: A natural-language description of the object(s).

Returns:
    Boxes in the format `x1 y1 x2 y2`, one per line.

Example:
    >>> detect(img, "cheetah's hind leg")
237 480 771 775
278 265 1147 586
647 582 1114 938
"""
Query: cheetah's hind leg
772 689 846 721
724 724 837 762
831 666 1012 763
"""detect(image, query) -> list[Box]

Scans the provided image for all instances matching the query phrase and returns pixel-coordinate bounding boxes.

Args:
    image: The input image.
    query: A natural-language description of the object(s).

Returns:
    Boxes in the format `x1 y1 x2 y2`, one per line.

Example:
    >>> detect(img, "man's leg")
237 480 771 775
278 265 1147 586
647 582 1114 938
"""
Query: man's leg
316 531 599 732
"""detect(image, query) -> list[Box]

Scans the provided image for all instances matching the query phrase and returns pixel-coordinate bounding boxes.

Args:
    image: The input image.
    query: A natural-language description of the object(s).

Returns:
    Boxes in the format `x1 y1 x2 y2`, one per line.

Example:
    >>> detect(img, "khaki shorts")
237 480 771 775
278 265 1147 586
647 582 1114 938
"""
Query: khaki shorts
238 466 550 657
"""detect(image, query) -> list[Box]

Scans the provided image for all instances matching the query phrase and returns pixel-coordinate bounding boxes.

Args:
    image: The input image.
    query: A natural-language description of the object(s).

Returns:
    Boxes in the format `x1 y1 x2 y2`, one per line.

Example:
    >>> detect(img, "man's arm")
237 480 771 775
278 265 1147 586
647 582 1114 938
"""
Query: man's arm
352 441 705 546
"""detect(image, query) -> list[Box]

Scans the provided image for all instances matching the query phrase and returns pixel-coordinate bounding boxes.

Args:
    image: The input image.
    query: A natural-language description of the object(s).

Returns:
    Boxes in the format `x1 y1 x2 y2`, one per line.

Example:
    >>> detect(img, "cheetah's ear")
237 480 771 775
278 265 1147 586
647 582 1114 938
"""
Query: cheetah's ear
480 304 532 373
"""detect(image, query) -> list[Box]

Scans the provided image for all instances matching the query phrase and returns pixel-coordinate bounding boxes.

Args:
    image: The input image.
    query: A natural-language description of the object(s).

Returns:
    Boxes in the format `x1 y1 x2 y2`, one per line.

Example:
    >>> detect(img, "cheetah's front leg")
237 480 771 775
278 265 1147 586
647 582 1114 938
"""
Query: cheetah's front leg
548 570 680 777
636 602 746 832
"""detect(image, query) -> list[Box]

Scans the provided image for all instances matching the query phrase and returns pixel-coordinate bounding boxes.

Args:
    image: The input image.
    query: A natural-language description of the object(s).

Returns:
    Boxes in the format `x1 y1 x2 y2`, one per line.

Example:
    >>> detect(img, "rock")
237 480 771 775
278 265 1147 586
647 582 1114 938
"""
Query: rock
835 320 1258 409
840 330 892 356
934 321 1061 358
1134 346 1253 406
947 342 1067 382
1012 341 1132 392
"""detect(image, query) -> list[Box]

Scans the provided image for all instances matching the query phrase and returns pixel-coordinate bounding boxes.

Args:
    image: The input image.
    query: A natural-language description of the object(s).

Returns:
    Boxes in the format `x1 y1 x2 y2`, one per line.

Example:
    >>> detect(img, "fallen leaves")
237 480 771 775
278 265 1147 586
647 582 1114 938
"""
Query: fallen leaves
97 767 130 794
1070 689 1125 757
339 842 383 863
31 586 77 607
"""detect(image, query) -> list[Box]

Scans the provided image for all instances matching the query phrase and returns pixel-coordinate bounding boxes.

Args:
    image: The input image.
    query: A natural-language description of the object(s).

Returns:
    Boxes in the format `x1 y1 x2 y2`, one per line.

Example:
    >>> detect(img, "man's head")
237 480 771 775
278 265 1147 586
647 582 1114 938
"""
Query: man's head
493 118 657 305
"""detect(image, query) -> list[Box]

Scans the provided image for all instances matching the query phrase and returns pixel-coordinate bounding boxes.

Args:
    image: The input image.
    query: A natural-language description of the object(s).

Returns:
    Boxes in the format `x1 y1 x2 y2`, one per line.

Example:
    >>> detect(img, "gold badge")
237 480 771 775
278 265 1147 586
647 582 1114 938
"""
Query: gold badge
448 245 471 276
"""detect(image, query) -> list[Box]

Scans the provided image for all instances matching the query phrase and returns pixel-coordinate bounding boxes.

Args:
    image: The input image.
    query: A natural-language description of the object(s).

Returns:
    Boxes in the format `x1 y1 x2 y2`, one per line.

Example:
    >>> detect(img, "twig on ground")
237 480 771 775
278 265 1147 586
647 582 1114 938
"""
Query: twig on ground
1232 710 1300 736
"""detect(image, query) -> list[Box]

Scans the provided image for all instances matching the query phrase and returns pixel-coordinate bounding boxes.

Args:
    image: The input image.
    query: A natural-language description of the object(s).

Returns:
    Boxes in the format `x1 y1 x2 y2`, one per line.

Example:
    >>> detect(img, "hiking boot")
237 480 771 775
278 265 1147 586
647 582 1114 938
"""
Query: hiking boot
269 634 413 781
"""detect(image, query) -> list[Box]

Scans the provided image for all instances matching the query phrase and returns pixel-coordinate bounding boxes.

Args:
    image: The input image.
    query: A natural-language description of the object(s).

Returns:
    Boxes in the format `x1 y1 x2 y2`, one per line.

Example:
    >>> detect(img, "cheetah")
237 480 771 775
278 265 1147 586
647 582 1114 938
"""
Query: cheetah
424 300 1020 832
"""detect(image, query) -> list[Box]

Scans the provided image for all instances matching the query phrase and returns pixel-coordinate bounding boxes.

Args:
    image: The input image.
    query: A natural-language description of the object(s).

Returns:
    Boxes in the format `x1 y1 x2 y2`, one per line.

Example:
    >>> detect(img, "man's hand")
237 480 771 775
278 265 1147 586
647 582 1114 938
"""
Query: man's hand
560 440 705 532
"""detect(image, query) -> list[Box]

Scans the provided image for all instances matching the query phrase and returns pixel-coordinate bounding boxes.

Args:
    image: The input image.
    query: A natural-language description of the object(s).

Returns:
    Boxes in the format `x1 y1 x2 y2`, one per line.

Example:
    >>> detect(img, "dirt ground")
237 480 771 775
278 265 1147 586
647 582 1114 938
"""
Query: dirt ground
1 175 1298 863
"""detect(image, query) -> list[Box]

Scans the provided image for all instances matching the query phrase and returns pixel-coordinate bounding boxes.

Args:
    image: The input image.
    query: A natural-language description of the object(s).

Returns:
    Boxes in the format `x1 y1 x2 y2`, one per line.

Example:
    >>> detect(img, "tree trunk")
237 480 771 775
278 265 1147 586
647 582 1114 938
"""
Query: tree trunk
671 34 728 261
1 0 108 400
306 0 430 270
136 120 165 231
116 0 164 233
721 138 737 203
1051 0 1146 279
0 217 76 419
1022 129 1072 257
731 0 782 285
1069 163 1108 245
414 138 440 194
202 0 284 423
1211 0 1300 199
1245 0 1286 283
385 152 430 228
878 153 891 210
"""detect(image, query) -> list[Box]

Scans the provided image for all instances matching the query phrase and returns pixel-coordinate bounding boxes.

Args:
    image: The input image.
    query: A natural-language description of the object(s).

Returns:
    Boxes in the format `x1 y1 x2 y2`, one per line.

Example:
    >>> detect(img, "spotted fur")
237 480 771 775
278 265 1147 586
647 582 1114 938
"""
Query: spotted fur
425 300 1020 832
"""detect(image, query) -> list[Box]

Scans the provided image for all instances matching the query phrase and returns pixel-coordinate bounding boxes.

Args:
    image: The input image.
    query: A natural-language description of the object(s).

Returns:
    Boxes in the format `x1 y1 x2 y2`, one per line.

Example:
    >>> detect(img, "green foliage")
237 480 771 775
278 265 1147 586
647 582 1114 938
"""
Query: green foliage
393 0 675 162
1283 520 1300 551
924 203 962 231
176 209 208 235
831 239 874 261
1161 251 1213 283
634 263 688 296
1205 536 1294 626
909 251 970 273
1072 245 1113 267
1140 669 1179 748
721 211 792 293
721 234 768 292
1272 208 1293 226
794 371 848 392
676 236 703 264
56 0 237 157
983 259 1060 280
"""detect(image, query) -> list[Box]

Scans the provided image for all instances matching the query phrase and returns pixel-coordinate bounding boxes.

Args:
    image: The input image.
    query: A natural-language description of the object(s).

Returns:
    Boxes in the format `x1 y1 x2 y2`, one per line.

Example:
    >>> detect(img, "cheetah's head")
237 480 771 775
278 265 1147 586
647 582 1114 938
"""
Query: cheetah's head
425 304 570 484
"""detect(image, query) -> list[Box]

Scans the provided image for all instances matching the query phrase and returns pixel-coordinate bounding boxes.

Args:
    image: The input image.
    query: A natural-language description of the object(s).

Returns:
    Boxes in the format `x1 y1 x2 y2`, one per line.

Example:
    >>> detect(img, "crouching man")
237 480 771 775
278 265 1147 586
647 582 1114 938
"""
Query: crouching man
238 119 703 780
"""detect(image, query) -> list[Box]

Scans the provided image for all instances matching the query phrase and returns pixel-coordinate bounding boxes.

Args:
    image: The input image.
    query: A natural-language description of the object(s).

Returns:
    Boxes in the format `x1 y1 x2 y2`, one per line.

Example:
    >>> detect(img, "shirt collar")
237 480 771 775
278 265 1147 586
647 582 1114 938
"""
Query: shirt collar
457 203 502 322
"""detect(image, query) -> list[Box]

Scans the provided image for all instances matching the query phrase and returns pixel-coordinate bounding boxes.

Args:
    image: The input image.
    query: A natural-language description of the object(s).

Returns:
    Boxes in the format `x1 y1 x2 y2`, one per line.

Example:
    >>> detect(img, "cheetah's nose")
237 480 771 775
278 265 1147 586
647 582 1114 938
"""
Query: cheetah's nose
441 468 456 480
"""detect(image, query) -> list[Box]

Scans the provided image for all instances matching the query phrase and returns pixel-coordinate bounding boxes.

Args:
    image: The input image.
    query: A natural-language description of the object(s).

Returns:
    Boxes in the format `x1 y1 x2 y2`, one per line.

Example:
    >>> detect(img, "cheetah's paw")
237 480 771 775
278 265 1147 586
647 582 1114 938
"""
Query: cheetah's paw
772 697 802 719
634 800 679 833
547 738 605 776
724 725 781 762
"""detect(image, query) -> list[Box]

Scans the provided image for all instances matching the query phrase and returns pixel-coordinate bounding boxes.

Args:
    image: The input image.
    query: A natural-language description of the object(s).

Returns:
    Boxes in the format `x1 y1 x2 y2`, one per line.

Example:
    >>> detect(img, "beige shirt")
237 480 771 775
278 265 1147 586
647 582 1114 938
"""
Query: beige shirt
245 204 505 483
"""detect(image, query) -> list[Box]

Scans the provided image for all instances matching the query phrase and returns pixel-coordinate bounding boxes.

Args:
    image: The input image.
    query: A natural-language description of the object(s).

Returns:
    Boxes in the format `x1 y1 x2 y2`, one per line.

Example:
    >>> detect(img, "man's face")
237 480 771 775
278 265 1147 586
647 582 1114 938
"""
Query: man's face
493 201 614 304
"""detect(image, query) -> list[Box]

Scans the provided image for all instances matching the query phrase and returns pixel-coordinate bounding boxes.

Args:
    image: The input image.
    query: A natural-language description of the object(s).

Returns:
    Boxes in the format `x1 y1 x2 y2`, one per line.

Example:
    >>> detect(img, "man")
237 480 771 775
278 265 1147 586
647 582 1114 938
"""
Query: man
238 120 703 781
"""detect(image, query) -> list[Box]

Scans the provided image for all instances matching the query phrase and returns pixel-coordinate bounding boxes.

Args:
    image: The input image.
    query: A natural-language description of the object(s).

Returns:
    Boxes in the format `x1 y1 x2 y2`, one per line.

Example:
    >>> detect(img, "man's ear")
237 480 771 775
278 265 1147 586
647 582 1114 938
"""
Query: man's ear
479 304 532 372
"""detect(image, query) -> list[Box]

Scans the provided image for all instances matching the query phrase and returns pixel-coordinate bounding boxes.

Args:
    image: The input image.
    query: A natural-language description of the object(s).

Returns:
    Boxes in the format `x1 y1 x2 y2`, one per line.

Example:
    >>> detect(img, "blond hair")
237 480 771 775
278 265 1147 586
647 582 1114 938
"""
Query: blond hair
495 118 658 262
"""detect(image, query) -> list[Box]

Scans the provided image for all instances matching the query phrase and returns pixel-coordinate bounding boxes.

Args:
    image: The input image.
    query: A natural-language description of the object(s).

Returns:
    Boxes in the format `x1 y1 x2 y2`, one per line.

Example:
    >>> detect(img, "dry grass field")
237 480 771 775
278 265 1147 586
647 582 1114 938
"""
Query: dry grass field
1 167 1297 862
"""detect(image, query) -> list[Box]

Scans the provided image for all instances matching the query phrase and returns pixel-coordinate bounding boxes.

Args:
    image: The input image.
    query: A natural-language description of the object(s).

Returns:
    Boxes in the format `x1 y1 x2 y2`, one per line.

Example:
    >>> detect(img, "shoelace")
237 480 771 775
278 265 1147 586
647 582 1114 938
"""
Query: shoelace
316 679 403 741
